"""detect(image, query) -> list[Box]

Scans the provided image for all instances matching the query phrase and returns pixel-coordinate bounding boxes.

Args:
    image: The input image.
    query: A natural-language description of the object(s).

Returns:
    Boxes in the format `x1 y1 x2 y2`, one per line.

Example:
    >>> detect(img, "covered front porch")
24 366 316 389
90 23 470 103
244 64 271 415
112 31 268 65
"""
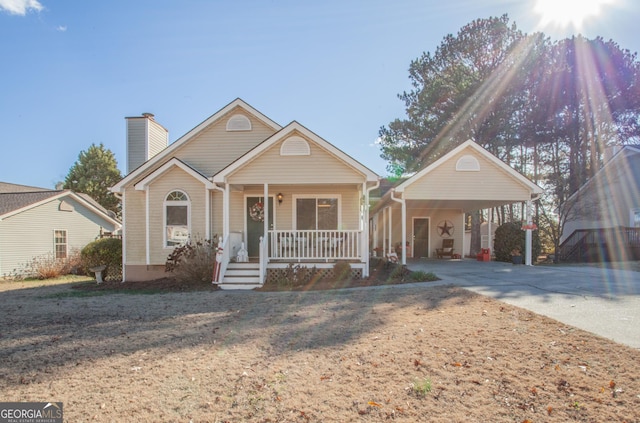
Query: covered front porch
213 184 372 289
209 122 379 289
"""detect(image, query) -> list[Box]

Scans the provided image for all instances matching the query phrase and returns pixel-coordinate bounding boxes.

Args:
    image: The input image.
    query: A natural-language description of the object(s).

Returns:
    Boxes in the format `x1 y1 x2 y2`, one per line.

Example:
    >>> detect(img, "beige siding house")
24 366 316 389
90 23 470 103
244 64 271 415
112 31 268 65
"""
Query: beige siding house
112 99 380 288
0 184 121 277
371 140 543 265
112 100 544 288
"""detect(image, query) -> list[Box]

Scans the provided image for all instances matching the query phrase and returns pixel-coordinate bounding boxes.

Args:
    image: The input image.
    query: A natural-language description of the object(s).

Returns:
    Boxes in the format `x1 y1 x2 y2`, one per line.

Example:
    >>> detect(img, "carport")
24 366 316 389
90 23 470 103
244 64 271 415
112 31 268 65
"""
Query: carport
371 140 543 265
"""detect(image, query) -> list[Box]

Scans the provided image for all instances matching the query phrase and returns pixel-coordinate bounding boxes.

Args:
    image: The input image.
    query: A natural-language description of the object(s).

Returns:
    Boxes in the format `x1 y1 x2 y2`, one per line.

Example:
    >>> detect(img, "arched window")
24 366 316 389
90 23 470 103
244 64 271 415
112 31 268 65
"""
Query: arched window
164 190 190 247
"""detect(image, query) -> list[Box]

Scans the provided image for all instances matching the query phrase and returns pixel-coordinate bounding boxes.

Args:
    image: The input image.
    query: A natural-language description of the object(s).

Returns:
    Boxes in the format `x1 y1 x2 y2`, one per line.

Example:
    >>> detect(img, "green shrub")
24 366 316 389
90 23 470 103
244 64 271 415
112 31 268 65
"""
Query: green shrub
409 270 439 282
387 263 410 281
81 237 122 281
275 264 317 288
165 237 216 284
493 221 541 263
412 377 432 397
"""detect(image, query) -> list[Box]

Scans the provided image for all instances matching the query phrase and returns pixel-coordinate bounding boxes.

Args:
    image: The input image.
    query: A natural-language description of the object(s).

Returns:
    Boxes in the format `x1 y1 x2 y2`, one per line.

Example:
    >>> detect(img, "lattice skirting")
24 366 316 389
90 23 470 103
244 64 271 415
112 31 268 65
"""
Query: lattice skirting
266 266 362 284
104 266 123 282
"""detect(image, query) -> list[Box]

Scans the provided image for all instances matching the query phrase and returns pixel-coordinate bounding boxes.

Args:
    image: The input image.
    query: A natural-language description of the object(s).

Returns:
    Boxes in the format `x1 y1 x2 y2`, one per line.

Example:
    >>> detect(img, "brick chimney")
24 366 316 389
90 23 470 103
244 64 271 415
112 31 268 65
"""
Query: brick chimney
125 113 169 174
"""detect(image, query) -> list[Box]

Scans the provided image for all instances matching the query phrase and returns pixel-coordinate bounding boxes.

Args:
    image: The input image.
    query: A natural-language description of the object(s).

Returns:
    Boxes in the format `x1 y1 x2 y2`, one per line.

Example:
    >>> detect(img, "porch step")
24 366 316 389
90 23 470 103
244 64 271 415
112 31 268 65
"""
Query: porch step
218 262 262 290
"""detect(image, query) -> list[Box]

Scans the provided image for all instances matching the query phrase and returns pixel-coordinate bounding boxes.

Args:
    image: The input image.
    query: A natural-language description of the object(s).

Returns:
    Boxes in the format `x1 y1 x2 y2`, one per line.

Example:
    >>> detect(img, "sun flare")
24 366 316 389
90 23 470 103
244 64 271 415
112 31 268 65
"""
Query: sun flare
534 0 614 29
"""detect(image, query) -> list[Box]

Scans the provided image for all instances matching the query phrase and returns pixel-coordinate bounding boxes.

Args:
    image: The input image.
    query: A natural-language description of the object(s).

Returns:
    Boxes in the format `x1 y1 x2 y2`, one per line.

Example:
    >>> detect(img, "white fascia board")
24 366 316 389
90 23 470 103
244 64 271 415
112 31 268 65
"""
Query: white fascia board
134 158 215 191
0 191 121 228
212 121 379 183
395 139 543 195
563 146 640 205
111 98 282 193
0 192 61 220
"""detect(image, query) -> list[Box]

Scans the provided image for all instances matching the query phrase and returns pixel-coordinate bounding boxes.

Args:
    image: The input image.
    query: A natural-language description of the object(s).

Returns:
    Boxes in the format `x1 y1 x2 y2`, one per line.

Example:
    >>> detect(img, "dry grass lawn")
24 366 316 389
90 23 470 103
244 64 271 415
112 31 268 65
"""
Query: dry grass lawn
1 277 639 422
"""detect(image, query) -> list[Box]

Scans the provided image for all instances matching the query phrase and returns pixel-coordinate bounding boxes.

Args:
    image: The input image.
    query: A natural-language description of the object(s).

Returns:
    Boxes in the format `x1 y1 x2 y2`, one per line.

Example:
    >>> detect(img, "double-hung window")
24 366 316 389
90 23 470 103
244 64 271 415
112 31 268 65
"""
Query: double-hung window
632 209 640 227
295 197 339 230
54 229 67 259
165 190 190 247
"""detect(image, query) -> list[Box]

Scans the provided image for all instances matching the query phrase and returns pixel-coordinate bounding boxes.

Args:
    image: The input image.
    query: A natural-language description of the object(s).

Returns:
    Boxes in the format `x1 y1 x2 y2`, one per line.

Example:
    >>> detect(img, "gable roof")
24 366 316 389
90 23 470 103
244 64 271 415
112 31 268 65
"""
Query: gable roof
0 182 52 194
562 145 640 207
393 140 543 195
212 121 379 183
112 98 282 192
0 191 61 215
0 189 121 228
134 158 215 191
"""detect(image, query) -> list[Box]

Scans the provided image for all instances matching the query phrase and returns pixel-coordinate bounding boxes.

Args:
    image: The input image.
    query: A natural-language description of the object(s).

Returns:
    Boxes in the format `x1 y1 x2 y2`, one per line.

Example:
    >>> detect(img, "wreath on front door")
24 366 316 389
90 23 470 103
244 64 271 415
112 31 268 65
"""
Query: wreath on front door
249 201 264 222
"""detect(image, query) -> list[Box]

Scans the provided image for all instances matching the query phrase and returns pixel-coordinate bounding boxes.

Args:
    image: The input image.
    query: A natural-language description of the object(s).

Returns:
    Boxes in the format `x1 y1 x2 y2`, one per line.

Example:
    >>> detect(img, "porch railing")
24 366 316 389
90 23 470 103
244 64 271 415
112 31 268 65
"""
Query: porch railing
219 235 231 280
558 226 640 262
268 230 361 261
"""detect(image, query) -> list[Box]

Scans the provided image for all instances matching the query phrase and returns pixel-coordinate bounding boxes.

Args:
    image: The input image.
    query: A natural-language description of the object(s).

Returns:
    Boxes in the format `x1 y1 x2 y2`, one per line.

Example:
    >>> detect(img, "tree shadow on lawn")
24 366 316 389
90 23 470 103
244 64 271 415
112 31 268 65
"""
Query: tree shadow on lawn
0 276 468 388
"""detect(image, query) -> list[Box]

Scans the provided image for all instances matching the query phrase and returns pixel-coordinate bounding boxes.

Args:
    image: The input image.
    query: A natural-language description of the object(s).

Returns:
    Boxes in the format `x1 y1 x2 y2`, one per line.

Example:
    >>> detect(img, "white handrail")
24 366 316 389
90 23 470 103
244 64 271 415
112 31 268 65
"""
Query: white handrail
268 230 360 260
219 235 230 281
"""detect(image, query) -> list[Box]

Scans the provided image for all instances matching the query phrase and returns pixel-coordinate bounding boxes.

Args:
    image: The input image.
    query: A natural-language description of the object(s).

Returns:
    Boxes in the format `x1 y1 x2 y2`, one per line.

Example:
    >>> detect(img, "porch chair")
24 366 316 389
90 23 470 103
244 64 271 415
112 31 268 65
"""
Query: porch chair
436 238 455 259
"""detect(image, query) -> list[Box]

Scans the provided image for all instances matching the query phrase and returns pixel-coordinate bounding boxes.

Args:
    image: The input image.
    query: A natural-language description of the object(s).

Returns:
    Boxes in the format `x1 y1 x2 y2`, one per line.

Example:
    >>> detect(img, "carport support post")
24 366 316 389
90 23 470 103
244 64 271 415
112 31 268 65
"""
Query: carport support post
525 200 533 266
390 189 406 265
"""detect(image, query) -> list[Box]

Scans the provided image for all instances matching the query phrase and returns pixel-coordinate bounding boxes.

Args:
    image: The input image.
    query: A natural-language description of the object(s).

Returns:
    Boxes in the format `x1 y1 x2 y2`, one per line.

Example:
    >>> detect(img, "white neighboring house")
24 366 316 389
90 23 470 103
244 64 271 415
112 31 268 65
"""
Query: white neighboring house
0 182 121 277
559 146 640 262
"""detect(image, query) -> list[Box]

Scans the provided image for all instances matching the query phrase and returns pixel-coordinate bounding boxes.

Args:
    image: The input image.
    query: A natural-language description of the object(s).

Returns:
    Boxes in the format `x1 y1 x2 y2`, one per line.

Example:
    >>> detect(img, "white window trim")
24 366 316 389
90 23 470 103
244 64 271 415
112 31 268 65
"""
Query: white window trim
53 229 68 259
631 208 640 227
226 114 252 131
163 190 191 248
280 136 311 156
455 154 480 171
292 194 342 230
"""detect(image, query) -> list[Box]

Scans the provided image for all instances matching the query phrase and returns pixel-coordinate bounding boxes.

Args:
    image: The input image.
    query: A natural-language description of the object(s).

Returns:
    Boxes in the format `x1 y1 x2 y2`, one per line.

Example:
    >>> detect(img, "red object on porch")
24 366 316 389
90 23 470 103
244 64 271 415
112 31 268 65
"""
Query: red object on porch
476 248 491 262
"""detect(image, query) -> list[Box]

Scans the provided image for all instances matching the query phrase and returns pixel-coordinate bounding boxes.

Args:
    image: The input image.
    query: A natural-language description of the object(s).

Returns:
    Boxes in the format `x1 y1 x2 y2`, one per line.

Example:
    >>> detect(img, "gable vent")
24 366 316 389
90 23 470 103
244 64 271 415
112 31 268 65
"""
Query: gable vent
226 114 252 131
59 200 74 212
456 155 480 171
280 136 310 156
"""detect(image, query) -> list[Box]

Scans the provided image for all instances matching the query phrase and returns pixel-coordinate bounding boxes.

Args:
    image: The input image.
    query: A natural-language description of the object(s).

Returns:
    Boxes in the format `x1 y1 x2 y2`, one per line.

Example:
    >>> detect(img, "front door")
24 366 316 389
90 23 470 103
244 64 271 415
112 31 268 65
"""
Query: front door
246 196 274 257
413 218 430 258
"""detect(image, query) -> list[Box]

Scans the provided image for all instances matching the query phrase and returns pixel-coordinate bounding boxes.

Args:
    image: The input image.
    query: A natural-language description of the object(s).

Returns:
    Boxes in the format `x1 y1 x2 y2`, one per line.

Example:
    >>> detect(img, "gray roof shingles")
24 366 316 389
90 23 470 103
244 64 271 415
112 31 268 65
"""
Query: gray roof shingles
0 191 62 216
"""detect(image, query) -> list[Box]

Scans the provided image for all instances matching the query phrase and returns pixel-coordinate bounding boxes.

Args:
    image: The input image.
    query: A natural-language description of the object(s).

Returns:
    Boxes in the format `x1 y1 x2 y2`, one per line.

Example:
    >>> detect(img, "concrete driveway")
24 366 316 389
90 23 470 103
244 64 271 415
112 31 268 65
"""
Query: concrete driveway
407 258 640 349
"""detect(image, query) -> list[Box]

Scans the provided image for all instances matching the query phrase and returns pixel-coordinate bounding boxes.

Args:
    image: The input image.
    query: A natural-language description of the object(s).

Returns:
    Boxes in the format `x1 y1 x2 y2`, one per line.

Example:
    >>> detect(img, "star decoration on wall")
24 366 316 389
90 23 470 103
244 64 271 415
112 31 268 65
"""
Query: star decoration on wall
437 220 454 237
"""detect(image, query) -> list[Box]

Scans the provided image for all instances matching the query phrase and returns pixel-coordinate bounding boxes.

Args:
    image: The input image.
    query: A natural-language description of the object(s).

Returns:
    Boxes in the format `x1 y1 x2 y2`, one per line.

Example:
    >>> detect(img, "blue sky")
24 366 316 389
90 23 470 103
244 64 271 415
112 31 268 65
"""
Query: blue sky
1 0 638 189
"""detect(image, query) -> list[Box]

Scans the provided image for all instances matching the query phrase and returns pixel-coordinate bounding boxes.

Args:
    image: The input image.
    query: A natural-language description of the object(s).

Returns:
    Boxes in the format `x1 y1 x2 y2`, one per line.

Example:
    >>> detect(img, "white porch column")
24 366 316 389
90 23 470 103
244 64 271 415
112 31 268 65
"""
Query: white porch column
487 209 492 253
460 212 466 259
145 188 150 265
223 184 230 237
263 183 269 237
372 213 378 254
525 200 533 266
401 200 407 265
205 186 210 238
362 182 370 277
389 189 406 264
382 207 387 255
388 206 393 255
121 191 127 282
